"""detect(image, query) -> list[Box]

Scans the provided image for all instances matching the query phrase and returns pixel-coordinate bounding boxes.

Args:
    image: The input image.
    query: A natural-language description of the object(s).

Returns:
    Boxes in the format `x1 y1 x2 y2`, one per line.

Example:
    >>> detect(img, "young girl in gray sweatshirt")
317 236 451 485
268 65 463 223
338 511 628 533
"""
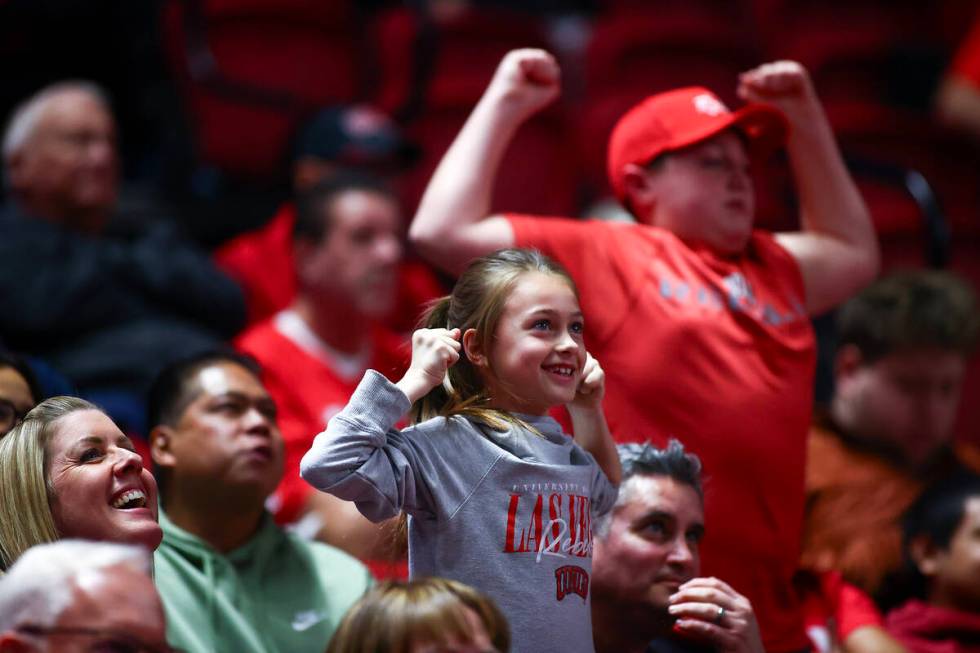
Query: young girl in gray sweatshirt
301 249 621 652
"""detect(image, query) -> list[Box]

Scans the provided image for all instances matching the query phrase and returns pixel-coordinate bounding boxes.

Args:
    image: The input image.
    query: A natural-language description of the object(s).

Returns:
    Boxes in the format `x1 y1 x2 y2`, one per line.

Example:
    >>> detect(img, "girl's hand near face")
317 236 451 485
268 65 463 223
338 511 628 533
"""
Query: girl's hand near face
567 352 621 485
396 328 462 403
568 353 605 413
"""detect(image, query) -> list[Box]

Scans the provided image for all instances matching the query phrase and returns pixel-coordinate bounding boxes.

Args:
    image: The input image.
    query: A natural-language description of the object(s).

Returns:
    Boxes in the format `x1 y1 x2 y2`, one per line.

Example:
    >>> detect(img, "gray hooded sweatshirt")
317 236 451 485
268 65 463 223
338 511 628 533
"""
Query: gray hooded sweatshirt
301 370 618 653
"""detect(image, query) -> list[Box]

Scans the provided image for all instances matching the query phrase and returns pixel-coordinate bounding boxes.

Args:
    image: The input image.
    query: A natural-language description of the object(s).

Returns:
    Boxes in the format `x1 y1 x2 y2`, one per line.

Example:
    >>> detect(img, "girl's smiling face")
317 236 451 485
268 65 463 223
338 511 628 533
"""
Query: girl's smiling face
472 271 585 416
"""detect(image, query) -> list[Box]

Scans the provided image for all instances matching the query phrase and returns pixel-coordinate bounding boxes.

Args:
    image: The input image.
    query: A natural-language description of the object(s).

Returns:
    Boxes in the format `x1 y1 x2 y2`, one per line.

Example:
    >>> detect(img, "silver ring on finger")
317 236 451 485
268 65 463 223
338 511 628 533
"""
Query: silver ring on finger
714 606 726 625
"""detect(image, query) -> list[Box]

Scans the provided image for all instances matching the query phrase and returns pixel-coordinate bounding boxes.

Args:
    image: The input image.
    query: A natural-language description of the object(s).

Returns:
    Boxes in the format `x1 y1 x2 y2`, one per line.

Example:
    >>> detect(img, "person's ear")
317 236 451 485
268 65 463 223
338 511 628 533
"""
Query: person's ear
622 163 656 212
149 425 177 471
909 534 942 578
293 237 322 287
462 328 487 368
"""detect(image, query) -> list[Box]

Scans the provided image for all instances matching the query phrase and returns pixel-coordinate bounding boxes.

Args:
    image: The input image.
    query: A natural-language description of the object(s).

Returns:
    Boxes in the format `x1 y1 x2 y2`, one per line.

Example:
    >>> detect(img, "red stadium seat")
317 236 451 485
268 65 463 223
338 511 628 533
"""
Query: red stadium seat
375 6 578 216
161 0 366 181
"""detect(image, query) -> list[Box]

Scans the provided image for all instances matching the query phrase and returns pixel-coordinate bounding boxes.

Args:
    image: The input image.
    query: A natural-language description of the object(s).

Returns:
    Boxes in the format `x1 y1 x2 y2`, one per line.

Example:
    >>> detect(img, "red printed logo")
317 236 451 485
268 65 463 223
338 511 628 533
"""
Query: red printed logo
502 492 593 559
555 565 589 602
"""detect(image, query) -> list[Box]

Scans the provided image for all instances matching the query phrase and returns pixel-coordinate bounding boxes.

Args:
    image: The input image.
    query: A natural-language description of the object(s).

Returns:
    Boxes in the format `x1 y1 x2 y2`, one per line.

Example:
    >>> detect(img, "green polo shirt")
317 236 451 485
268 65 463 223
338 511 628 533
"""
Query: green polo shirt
155 509 371 653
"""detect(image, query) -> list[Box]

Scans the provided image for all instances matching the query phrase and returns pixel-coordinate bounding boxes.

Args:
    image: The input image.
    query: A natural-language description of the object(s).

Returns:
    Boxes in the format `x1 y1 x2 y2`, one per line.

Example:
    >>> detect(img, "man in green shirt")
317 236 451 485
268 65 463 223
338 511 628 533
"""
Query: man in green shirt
147 351 372 653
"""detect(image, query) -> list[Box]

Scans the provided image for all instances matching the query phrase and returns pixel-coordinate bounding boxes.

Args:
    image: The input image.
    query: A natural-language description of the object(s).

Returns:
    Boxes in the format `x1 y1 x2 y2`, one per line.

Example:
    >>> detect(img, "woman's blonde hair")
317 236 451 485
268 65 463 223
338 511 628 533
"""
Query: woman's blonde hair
326 577 510 653
412 248 578 430
0 396 98 571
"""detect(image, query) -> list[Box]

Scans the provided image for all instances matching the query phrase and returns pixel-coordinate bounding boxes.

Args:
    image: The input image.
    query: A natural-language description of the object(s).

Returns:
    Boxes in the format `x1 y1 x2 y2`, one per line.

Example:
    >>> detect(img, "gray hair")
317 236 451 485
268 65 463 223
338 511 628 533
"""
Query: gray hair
595 440 703 538
2 81 110 169
0 539 150 631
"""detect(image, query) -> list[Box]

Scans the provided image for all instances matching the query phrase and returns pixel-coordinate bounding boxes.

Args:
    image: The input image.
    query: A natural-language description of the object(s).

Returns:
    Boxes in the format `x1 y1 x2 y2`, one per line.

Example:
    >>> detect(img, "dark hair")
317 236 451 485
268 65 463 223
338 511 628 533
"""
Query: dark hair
906 470 980 549
877 469 980 610
146 350 262 503
0 350 43 406
146 349 262 431
593 438 704 538
595 440 703 538
293 170 397 245
412 248 578 430
618 439 703 500
837 271 979 363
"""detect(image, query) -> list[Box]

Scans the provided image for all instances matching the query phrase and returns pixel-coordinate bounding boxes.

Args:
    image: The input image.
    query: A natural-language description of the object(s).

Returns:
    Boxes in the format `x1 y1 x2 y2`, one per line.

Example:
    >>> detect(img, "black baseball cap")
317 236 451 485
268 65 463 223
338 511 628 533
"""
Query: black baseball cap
291 104 419 172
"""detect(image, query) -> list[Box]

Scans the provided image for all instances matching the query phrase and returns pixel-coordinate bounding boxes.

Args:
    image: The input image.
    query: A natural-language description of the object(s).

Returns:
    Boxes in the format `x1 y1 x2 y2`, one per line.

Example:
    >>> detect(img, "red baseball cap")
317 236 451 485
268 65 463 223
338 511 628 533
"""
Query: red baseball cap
607 87 788 203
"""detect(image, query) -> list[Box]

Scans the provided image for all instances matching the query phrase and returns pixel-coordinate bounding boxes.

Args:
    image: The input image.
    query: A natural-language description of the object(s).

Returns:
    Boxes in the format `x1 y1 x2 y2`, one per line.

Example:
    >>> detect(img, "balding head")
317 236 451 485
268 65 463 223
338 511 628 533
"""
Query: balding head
2 82 118 232
0 540 167 653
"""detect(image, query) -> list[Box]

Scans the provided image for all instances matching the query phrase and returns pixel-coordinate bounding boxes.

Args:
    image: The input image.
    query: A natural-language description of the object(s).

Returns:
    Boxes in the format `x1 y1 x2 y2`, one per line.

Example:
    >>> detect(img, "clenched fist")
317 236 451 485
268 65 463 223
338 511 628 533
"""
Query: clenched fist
488 48 562 122
738 60 819 120
396 328 462 403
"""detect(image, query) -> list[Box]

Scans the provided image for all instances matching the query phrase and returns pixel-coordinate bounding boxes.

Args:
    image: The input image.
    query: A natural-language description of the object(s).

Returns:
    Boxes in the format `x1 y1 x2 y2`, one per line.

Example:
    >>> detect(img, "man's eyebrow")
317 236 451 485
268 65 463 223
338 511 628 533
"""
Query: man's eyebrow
209 391 248 401
635 509 675 524
210 390 275 404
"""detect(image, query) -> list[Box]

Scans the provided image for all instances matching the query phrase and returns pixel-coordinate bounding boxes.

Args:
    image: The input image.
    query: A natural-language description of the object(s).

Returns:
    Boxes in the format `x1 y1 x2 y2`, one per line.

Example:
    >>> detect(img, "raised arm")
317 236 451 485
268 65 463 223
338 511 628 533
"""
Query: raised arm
739 61 880 316
409 49 561 274
299 328 461 520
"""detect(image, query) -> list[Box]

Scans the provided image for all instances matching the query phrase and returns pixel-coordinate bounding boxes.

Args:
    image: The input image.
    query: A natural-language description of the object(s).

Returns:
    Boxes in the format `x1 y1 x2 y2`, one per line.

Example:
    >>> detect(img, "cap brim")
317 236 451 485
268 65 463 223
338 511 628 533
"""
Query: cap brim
666 103 788 161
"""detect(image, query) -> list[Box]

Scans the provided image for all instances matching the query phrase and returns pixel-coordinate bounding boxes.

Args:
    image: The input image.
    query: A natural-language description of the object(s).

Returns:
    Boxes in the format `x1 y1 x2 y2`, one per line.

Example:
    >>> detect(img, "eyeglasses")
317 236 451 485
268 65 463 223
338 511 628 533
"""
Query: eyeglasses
0 398 29 433
16 624 186 653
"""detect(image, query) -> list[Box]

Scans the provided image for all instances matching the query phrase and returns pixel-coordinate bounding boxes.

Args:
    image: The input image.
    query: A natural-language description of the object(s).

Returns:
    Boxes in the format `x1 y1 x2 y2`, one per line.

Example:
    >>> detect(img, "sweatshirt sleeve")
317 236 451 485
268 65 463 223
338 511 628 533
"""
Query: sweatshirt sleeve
299 370 438 522
590 459 619 518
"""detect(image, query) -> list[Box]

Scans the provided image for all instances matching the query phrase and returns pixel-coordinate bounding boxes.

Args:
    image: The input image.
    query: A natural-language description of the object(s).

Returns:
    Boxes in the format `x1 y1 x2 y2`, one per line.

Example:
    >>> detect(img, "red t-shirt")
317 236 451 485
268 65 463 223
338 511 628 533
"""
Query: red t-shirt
509 215 816 653
215 204 297 325
236 312 408 524
801 570 884 652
